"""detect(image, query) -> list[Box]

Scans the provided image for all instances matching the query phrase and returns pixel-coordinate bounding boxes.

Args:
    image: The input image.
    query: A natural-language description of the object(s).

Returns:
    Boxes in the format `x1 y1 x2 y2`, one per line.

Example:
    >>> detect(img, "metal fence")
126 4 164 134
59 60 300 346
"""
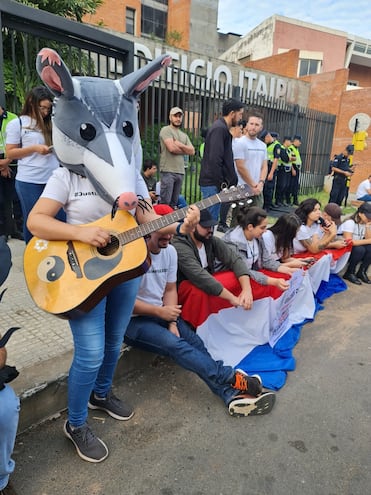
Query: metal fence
1 0 336 204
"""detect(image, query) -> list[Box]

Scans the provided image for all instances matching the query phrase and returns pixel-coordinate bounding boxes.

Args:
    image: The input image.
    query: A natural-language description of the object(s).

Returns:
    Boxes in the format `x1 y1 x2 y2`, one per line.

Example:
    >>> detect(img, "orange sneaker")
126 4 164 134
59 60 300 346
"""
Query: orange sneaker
232 369 262 397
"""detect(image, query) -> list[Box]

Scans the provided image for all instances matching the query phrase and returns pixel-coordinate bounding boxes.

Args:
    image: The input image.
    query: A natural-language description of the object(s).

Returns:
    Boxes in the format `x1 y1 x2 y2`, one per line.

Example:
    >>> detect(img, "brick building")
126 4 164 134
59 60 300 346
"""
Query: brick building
84 4 371 193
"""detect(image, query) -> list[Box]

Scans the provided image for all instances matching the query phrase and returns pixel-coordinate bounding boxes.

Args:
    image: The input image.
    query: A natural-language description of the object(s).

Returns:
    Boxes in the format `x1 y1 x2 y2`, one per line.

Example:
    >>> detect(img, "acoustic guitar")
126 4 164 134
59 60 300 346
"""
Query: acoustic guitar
24 185 249 319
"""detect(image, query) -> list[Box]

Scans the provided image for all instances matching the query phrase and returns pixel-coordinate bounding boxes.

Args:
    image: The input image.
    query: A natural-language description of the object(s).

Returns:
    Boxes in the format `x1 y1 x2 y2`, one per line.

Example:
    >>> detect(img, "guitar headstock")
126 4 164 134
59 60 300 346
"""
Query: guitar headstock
219 184 251 203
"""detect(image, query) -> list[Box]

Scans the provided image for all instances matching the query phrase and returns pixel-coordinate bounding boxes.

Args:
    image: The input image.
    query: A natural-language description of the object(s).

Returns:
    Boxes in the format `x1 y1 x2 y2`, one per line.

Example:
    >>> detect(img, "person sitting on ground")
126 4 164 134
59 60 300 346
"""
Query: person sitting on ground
223 206 293 289
0 236 20 495
340 202 371 285
124 204 275 417
293 198 346 254
356 175 371 202
262 212 314 268
141 158 158 204
172 209 254 311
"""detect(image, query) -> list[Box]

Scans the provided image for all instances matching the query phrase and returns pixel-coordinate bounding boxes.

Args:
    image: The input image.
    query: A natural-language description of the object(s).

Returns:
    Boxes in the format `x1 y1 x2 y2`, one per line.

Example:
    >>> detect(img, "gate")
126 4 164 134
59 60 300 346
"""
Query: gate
1 0 336 204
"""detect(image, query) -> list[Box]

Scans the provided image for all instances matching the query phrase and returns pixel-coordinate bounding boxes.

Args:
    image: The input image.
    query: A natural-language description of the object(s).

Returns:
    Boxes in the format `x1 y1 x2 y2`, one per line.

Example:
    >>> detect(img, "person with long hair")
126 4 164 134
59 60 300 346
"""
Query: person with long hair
341 202 371 285
262 213 313 268
5 86 64 243
223 205 292 290
293 198 345 254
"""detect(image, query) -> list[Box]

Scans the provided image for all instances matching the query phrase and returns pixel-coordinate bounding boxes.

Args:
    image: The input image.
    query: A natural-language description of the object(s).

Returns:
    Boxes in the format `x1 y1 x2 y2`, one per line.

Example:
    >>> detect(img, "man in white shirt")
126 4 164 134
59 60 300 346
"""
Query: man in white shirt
356 175 371 202
124 204 276 417
232 110 267 209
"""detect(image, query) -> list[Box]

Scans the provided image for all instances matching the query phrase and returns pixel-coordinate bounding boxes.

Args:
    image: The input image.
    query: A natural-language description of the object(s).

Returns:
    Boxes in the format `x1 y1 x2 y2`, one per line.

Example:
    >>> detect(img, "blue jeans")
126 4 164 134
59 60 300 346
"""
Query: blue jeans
68 277 141 427
0 385 20 490
15 180 66 243
200 185 220 222
357 194 371 202
124 316 237 405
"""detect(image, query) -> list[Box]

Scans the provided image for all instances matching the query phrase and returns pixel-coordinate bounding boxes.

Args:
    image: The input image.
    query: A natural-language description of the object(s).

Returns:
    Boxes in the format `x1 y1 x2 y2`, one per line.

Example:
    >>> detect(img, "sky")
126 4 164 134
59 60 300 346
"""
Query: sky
217 0 371 40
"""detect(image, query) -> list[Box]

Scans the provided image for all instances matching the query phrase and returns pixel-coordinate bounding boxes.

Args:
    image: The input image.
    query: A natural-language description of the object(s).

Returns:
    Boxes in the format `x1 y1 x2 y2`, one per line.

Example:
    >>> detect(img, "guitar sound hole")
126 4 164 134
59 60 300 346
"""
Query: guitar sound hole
97 235 120 256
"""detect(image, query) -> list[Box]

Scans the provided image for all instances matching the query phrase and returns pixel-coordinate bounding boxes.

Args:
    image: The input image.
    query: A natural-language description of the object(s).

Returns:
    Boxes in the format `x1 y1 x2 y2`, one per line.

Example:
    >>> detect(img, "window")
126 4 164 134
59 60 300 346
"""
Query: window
126 7 135 35
298 59 321 77
141 5 167 40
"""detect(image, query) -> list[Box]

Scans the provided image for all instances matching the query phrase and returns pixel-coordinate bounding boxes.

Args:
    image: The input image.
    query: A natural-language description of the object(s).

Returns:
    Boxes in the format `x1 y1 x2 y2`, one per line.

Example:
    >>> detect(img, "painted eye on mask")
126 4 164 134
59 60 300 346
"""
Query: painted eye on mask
80 123 96 141
122 121 133 138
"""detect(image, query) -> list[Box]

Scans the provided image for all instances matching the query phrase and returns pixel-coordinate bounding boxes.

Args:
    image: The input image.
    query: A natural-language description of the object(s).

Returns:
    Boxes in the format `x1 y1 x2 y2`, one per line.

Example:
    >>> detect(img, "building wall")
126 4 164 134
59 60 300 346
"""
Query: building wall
348 63 371 88
305 70 371 191
244 49 299 79
273 20 347 73
167 0 191 50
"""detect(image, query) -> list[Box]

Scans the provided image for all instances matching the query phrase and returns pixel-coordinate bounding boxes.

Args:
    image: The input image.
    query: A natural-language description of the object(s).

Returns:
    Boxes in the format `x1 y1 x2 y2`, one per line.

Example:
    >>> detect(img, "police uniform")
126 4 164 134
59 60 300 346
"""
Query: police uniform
274 137 293 206
329 149 353 206
263 136 281 210
288 135 302 206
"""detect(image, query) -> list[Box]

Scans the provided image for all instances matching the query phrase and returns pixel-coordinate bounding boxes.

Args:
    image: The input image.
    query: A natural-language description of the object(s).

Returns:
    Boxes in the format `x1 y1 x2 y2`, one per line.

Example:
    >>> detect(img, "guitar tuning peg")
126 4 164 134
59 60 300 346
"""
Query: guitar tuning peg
231 203 237 209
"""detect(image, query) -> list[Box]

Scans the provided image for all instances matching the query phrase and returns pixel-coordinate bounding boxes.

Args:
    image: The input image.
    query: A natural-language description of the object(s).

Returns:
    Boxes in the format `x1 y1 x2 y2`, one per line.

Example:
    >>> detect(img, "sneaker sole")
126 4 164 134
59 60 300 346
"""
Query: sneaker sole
63 422 109 463
228 392 276 417
88 402 135 421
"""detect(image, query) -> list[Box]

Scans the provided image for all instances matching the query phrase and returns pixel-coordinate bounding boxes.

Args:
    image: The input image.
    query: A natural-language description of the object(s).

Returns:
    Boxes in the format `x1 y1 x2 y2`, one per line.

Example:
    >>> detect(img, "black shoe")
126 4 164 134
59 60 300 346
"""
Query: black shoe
10 231 24 241
0 481 17 495
269 204 280 209
88 390 134 420
343 272 362 285
232 369 263 397
217 224 228 233
64 421 108 463
356 270 371 284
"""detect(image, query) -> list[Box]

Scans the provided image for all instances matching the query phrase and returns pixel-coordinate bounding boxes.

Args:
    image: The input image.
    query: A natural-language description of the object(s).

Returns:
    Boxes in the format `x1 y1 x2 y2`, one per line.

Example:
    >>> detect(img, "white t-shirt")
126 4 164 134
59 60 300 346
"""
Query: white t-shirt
293 223 323 253
356 179 371 199
262 230 282 261
340 219 365 240
136 245 178 307
6 115 59 184
41 166 148 225
232 135 267 193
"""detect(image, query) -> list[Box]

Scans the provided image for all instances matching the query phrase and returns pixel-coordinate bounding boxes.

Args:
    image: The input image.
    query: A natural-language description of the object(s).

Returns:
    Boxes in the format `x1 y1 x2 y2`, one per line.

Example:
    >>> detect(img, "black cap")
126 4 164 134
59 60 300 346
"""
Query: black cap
270 132 279 138
283 136 292 142
345 144 354 154
293 135 302 141
199 209 218 228
259 129 269 140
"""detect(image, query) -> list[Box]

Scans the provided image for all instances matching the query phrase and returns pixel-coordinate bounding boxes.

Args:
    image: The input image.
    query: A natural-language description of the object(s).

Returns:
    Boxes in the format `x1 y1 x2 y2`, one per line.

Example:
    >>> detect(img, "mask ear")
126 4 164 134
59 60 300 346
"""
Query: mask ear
119 54 172 98
36 48 75 99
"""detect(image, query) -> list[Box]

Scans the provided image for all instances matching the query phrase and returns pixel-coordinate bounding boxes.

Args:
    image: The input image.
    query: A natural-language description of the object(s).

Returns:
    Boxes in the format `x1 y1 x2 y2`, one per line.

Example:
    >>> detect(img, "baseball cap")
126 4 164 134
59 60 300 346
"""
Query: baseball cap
199 209 218 228
324 203 342 225
153 204 174 216
259 129 270 141
293 134 302 141
358 202 371 219
169 107 183 116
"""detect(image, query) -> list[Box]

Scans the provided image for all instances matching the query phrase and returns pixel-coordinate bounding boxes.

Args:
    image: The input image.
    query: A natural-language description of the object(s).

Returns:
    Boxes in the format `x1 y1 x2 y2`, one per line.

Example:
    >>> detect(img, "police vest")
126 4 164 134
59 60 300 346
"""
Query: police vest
289 144 302 169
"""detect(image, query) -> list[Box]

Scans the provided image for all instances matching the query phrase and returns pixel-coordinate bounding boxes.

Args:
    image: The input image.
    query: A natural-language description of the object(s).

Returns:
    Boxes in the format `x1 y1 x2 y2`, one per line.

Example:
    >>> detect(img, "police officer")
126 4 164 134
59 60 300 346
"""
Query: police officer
329 145 354 206
288 135 303 206
0 106 23 240
259 130 281 211
275 136 293 207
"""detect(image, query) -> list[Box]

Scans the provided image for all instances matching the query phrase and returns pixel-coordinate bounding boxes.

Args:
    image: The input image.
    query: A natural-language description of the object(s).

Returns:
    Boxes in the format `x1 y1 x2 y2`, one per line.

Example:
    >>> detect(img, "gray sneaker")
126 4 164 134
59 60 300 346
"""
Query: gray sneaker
88 390 134 420
64 421 108 463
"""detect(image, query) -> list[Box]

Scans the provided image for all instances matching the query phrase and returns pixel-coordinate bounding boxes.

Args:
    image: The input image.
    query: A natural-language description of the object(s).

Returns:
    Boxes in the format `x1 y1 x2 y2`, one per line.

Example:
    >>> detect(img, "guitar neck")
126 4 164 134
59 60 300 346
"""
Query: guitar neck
119 194 221 245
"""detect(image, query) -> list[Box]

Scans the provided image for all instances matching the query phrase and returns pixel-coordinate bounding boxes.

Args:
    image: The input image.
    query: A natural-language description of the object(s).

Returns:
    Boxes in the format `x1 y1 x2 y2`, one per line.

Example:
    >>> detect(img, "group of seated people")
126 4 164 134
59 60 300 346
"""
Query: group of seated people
123 198 371 421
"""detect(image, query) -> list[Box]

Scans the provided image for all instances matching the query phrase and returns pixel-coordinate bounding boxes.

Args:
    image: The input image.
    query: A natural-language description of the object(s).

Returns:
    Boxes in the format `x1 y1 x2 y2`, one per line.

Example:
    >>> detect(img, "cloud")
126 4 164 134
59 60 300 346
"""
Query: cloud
218 0 371 39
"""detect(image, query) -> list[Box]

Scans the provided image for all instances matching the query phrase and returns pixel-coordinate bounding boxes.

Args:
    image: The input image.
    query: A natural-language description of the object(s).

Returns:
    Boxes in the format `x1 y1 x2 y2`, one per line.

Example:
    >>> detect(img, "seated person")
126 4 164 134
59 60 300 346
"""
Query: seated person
262 212 314 268
223 206 294 290
141 159 158 204
124 205 275 417
356 175 371 202
340 202 371 285
293 198 346 254
172 209 254 312
0 236 20 495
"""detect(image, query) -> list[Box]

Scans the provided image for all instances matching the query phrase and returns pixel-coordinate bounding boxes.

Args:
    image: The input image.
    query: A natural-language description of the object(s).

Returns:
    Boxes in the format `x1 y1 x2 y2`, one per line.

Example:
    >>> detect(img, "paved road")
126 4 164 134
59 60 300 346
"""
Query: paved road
10 281 371 495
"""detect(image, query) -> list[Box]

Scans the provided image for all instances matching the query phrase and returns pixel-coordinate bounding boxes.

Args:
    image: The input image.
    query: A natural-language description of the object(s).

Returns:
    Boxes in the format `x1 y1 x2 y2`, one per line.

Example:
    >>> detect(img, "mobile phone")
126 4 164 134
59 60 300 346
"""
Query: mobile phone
318 217 327 227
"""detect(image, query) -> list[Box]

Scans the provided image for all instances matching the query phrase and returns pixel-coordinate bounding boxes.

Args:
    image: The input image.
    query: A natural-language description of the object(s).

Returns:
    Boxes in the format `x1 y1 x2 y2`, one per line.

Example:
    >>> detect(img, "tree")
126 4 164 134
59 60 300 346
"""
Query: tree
17 0 103 23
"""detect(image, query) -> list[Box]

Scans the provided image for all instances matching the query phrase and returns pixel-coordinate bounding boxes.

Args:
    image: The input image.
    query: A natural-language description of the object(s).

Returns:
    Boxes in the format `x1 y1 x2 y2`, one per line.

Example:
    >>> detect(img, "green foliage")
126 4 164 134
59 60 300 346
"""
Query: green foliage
165 30 183 48
16 0 103 22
